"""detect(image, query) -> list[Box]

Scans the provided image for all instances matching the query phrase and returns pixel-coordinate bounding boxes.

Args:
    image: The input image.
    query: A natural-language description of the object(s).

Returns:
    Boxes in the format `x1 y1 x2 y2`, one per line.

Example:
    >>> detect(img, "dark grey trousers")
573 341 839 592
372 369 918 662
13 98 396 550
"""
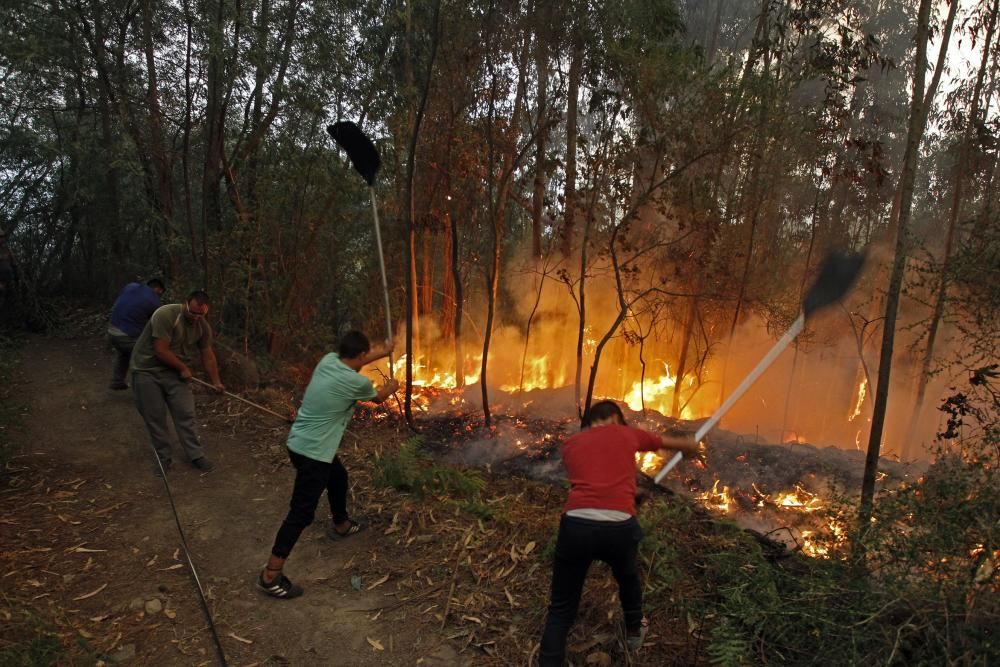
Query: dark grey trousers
132 371 203 463
108 332 136 386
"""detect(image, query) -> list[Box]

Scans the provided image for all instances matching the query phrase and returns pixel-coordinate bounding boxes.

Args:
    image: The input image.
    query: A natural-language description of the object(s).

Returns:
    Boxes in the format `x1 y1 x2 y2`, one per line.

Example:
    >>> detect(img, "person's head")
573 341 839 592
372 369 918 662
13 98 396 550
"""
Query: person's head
184 290 211 321
338 330 371 361
146 278 165 295
584 400 627 428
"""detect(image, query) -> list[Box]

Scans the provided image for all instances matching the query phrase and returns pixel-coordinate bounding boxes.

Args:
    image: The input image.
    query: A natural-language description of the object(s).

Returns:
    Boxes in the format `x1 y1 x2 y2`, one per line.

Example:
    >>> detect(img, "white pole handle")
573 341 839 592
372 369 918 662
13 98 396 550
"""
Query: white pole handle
652 313 806 484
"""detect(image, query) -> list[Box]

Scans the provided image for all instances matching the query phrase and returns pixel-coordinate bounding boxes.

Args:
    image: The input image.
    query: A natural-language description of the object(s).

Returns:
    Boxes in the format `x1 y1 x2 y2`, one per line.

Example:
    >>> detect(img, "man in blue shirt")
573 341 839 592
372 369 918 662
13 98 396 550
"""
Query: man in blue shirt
257 330 397 599
107 278 165 389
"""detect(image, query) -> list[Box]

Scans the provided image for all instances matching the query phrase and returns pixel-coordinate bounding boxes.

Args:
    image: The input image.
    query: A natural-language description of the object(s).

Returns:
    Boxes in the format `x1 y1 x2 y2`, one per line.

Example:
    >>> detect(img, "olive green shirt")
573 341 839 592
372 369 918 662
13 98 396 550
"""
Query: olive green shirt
130 304 213 376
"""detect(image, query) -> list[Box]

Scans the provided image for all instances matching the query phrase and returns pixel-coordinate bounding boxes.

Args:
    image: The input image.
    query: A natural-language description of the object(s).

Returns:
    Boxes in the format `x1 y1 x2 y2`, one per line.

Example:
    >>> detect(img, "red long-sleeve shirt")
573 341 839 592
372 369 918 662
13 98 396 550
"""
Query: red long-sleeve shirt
561 424 662 516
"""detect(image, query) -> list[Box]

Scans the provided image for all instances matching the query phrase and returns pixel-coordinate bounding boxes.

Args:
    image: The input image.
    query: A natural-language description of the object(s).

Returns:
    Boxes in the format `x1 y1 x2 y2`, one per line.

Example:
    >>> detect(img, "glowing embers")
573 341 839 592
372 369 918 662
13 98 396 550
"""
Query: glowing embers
696 480 733 513
769 485 824 512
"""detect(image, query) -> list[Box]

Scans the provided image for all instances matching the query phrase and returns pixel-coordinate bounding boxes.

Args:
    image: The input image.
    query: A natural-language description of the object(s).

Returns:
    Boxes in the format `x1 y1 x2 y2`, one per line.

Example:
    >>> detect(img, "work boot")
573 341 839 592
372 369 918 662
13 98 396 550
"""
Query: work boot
191 457 214 472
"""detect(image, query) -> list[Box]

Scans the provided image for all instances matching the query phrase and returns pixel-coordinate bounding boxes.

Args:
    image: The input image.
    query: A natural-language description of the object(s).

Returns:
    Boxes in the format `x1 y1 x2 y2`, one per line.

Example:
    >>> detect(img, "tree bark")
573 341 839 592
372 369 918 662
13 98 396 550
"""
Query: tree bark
858 0 933 534
560 39 583 258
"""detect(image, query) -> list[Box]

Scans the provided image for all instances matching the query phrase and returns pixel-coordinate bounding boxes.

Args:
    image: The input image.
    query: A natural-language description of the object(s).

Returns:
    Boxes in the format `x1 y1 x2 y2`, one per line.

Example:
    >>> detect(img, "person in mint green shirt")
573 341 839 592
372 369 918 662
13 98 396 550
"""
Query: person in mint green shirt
257 331 397 599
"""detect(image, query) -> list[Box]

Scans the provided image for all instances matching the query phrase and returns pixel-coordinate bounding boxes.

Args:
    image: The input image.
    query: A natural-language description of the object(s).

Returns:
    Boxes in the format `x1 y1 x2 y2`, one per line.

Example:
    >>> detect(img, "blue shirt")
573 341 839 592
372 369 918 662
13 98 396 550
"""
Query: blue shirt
110 283 162 337
287 354 377 463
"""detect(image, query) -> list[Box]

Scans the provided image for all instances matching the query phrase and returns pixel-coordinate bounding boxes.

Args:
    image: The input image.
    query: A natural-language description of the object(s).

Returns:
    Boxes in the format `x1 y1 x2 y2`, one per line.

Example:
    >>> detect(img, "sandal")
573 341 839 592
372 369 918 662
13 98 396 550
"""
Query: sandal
256 571 304 599
327 518 368 540
626 617 649 650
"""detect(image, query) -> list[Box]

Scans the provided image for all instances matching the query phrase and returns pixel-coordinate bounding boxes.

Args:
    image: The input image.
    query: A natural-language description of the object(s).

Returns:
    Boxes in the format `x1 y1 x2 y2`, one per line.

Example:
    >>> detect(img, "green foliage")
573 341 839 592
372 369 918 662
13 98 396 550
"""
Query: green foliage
374 436 485 502
707 616 750 667
637 498 691 597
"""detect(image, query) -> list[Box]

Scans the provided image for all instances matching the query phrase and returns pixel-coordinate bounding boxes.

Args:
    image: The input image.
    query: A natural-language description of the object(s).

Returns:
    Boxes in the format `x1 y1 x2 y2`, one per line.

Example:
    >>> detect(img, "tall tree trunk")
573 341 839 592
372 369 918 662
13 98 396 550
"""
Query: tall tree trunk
560 40 582 258
481 24 530 426
531 20 550 260
451 208 464 388
202 0 228 262
671 296 698 418
403 0 442 425
421 228 433 313
441 212 456 339
858 0 933 534
181 0 200 272
141 0 176 276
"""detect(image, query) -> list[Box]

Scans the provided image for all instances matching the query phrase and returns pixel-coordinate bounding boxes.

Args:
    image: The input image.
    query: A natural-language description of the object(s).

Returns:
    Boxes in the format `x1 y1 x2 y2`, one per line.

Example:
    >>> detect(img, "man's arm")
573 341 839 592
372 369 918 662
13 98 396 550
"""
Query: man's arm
371 378 399 404
658 433 701 459
200 346 225 393
361 339 395 367
153 338 192 378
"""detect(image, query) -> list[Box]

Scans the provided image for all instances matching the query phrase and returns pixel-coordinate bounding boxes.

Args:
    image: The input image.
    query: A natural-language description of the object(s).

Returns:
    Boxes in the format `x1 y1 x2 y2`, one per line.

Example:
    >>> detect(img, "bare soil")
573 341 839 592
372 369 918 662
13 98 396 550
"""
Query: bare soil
1 335 474 665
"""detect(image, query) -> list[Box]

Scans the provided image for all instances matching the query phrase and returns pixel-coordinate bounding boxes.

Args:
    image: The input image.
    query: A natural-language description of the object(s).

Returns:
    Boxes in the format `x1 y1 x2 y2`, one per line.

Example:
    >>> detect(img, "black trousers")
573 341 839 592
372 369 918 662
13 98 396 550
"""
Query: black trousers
539 514 644 666
270 450 350 559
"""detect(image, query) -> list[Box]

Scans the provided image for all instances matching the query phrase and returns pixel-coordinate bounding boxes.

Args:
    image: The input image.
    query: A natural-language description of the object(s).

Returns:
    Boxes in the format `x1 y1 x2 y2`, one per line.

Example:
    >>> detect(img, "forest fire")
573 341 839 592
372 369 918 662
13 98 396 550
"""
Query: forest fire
374 320 920 557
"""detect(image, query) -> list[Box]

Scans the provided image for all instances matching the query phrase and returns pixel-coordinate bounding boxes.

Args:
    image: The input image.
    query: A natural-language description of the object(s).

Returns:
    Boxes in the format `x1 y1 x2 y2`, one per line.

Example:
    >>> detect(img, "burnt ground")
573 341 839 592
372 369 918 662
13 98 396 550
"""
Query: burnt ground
1 334 716 666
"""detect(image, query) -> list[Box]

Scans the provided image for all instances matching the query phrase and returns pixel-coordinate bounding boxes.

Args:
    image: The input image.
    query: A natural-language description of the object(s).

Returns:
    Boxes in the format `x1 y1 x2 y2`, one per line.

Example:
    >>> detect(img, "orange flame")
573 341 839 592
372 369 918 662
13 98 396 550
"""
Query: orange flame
848 377 867 421
696 480 732 513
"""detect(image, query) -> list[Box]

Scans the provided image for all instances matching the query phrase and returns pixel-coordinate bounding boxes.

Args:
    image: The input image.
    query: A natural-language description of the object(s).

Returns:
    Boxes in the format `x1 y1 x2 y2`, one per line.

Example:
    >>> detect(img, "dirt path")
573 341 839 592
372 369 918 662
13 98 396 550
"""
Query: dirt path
2 335 470 666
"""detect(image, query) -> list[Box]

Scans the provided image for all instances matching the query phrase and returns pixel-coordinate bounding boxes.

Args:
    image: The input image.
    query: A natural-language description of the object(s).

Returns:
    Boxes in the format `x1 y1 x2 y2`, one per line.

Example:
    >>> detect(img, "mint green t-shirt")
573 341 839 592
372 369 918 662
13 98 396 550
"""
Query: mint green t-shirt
287 353 377 463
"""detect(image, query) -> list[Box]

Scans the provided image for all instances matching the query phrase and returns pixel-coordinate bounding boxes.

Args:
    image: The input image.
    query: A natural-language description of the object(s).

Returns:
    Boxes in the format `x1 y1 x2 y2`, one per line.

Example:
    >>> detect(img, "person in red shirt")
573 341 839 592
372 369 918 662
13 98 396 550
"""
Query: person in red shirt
538 400 700 665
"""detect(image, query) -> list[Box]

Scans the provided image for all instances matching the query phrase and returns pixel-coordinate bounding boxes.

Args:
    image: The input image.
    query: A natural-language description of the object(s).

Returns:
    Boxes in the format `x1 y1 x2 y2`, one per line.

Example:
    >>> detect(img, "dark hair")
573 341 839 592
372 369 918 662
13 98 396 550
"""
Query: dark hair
339 330 371 359
187 290 210 306
147 278 165 291
583 400 626 427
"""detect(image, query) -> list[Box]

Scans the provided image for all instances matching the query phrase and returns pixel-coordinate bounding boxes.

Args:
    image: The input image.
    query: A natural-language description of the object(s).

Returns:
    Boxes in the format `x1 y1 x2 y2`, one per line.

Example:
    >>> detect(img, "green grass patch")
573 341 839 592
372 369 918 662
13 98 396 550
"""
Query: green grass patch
374 436 489 519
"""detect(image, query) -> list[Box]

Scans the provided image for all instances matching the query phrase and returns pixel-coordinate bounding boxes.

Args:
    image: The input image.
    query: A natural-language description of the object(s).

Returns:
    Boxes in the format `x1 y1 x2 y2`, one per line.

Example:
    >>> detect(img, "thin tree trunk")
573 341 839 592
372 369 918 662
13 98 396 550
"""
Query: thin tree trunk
531 21 549 260
560 40 582 258
671 296 698 418
481 22 530 427
403 0 442 426
858 0 933 534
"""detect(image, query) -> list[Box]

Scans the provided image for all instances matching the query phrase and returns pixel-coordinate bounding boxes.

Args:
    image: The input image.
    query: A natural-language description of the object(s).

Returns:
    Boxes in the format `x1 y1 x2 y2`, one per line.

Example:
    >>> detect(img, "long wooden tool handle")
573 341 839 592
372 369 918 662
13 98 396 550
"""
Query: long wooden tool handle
190 376 293 423
371 191 394 375
653 313 806 484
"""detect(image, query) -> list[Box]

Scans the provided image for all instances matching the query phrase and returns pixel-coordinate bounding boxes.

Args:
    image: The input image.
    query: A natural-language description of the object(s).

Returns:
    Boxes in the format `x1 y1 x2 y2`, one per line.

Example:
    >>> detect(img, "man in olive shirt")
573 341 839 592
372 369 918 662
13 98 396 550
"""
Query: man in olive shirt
130 290 225 474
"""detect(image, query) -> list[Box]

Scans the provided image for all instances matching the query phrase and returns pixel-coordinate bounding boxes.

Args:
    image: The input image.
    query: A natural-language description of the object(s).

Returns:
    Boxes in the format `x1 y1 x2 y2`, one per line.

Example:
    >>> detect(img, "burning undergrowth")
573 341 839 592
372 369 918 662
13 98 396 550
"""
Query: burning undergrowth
372 385 927 558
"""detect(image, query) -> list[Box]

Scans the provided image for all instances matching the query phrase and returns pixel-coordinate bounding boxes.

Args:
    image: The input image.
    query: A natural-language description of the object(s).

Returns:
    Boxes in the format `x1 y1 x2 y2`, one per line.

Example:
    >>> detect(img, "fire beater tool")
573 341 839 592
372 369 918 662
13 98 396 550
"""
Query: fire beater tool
326 120 394 373
653 250 867 484
190 376 293 423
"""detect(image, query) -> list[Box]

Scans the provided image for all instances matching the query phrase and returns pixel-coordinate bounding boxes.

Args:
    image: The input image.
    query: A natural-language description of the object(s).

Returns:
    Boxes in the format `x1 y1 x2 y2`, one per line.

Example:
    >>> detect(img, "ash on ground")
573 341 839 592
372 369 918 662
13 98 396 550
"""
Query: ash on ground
411 394 928 554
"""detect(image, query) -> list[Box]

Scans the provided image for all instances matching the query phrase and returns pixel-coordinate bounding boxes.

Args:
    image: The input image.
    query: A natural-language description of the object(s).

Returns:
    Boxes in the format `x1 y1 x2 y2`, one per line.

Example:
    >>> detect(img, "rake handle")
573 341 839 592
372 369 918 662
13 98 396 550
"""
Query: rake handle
652 313 806 484
189 376 293 423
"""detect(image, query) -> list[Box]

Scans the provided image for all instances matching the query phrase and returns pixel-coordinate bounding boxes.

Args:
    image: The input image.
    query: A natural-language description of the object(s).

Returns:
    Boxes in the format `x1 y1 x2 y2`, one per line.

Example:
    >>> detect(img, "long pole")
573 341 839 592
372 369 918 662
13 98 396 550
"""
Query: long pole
189 377 292 423
371 191 394 375
653 313 805 483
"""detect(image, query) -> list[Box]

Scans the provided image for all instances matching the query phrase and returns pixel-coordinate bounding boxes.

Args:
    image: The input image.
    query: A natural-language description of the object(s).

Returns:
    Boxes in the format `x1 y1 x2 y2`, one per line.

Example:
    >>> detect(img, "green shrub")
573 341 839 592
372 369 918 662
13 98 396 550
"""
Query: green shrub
374 436 485 500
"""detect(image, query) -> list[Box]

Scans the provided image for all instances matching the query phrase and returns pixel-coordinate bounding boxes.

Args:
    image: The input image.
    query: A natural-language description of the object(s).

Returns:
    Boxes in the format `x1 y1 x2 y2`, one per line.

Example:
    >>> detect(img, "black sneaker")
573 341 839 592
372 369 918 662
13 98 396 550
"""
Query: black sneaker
153 459 173 477
109 382 129 390
191 457 214 472
256 572 303 599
